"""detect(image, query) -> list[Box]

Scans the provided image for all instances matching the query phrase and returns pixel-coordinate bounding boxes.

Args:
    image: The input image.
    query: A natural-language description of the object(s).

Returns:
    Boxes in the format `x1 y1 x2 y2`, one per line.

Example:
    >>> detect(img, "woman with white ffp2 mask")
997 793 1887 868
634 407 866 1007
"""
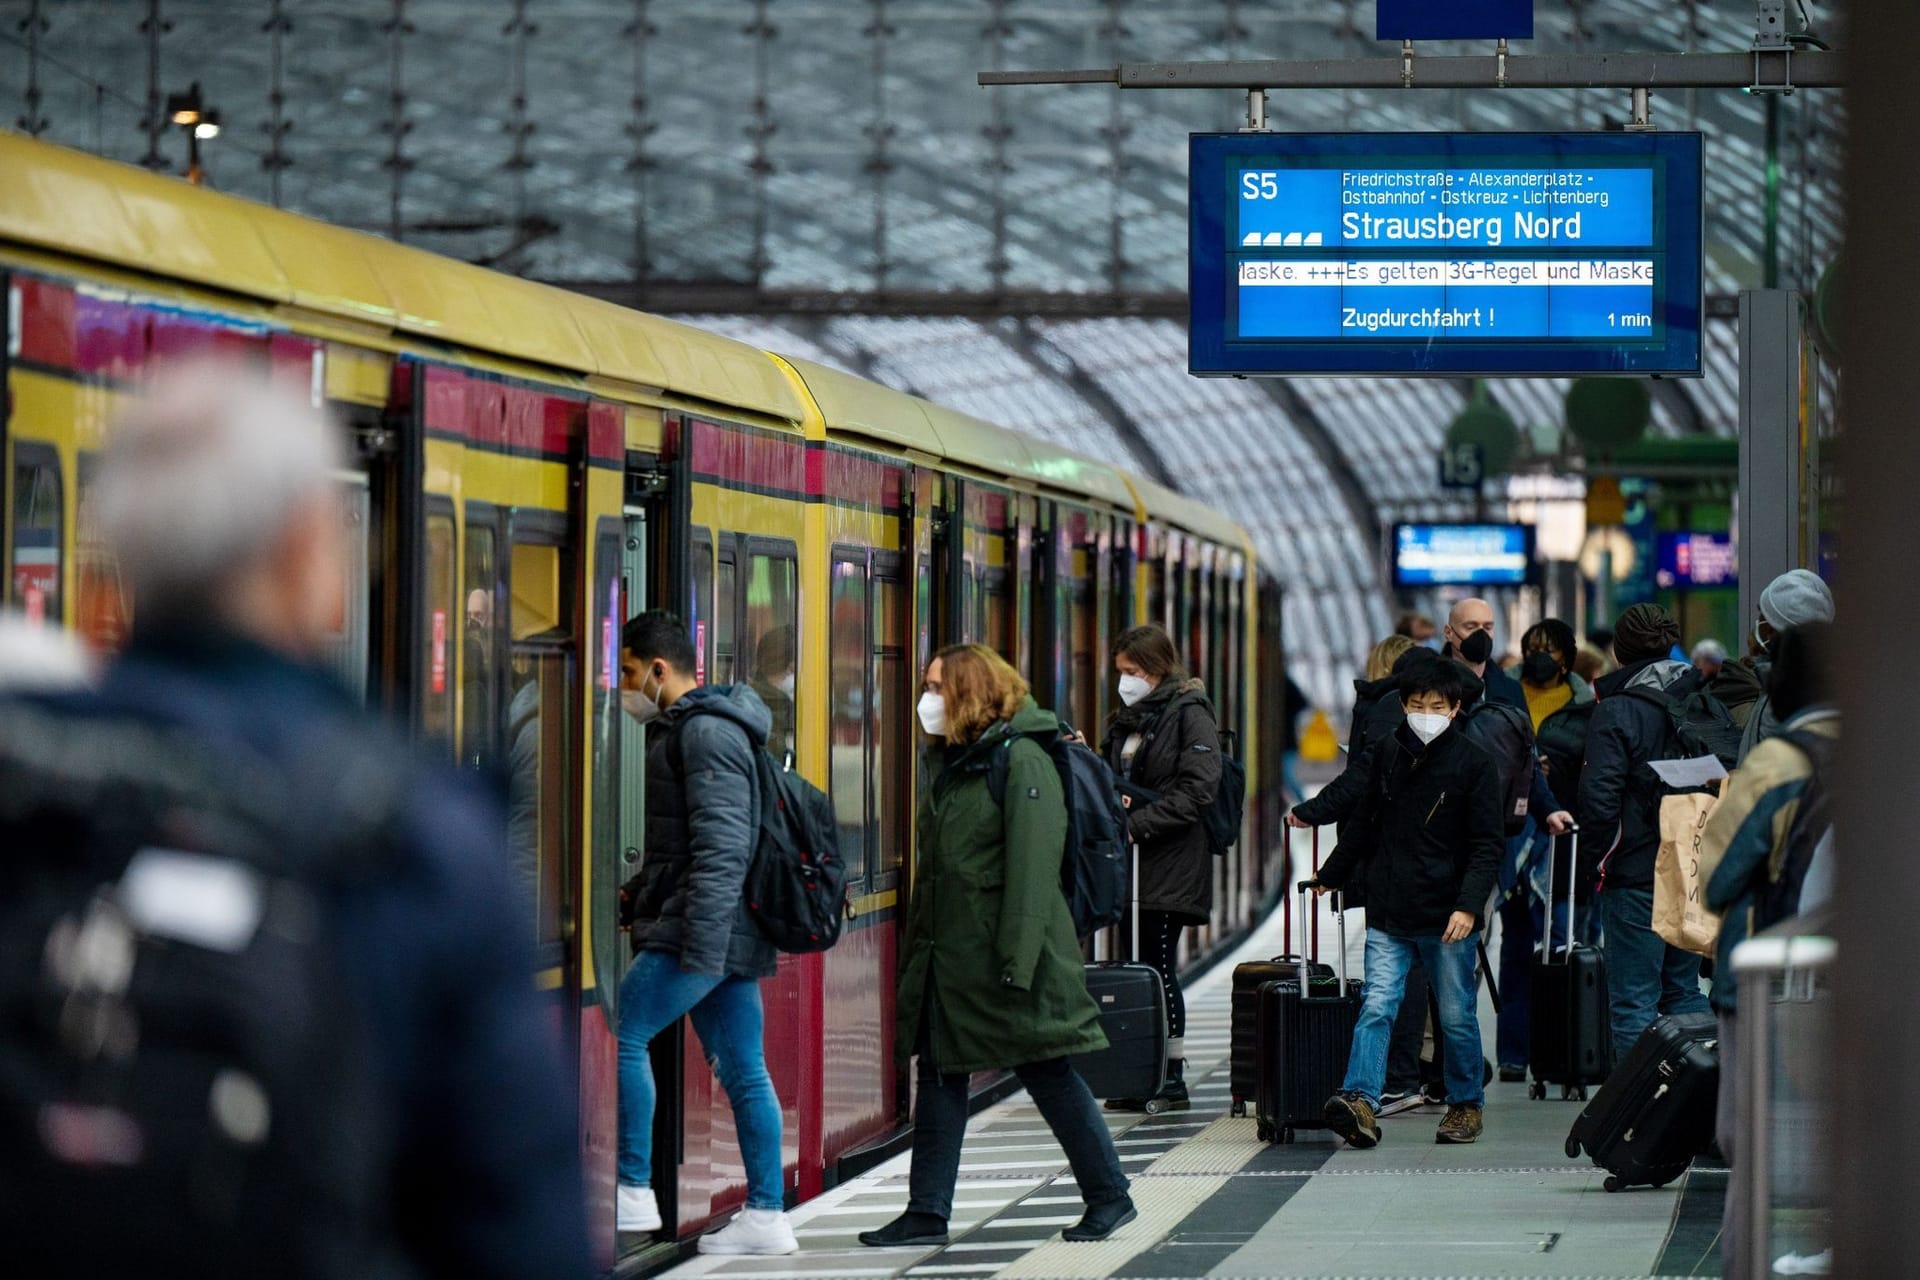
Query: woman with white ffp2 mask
1097 624 1225 1114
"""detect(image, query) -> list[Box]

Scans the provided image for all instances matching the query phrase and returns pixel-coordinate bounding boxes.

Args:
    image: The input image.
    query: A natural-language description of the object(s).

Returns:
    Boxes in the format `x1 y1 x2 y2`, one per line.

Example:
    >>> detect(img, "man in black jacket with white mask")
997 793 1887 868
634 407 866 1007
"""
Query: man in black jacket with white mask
1311 658 1505 1149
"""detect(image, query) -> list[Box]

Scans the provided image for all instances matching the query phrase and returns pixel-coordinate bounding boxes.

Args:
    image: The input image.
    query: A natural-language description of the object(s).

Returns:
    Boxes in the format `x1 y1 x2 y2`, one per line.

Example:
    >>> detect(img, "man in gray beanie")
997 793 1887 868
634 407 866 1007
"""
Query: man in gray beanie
1738 569 1836 761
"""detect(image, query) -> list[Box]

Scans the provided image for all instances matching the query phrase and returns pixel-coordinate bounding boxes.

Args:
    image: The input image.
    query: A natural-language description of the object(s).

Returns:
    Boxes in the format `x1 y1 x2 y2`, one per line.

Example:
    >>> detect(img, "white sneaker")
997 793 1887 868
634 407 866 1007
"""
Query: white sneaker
697 1207 798 1256
1774 1249 1832 1276
616 1183 661 1233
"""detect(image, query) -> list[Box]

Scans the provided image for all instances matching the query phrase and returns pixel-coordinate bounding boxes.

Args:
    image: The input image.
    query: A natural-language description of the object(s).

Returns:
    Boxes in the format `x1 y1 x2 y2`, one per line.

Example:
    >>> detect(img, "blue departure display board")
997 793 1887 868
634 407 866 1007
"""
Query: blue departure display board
1393 523 1535 587
1190 133 1704 376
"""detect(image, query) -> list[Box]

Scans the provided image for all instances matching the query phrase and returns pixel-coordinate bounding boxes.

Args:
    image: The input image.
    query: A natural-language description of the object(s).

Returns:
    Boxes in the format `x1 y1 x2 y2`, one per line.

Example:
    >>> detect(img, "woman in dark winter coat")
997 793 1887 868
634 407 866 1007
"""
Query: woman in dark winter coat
1099 625 1223 1112
862 645 1135 1250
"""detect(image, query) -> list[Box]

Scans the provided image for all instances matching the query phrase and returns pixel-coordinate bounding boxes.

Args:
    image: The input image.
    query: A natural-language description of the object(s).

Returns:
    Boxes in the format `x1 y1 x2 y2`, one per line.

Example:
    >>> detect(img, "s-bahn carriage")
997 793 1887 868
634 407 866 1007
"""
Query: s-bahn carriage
0 133 1292 1266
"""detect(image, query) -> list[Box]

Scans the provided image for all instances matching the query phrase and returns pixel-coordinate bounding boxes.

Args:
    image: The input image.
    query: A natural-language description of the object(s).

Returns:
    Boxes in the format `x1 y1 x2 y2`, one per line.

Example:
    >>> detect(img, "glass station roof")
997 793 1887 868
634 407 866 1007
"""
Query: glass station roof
3 0 1844 702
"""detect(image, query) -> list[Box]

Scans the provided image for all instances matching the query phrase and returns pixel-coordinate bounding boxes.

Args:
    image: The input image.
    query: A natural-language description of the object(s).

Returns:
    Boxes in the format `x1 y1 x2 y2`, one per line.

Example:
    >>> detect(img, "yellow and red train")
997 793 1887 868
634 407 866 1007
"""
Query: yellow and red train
0 134 1292 1265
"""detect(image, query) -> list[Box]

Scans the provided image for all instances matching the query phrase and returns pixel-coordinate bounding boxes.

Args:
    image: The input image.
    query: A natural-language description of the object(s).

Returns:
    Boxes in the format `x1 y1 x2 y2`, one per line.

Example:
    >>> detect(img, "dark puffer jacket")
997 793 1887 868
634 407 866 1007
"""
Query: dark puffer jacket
1101 678 1223 924
1288 672 1404 829
627 683 777 979
1579 658 1701 891
1315 721 1505 936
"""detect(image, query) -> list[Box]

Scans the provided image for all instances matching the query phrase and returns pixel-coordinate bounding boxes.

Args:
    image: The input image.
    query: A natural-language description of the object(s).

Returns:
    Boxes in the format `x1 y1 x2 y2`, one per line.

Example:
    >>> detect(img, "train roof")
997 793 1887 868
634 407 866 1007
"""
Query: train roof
779 356 1136 512
0 132 803 424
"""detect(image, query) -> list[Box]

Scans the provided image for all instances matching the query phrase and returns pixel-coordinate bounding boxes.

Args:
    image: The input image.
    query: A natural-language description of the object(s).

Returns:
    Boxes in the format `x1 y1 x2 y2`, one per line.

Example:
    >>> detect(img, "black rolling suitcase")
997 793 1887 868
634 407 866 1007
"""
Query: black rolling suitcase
1069 844 1170 1109
1528 826 1613 1101
1253 880 1359 1143
1565 1011 1719 1191
1230 827 1332 1118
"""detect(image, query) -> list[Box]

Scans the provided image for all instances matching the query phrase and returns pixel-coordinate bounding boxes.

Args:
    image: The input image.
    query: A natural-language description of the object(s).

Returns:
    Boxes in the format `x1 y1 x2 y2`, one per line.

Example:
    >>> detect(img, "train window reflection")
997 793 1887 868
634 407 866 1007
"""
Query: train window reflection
463 518 499 772
422 509 456 751
10 445 62 626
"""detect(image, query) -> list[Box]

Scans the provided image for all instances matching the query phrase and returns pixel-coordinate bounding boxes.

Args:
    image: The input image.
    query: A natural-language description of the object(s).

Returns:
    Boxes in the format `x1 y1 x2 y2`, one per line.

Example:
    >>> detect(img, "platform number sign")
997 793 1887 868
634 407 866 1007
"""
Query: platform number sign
1439 442 1485 491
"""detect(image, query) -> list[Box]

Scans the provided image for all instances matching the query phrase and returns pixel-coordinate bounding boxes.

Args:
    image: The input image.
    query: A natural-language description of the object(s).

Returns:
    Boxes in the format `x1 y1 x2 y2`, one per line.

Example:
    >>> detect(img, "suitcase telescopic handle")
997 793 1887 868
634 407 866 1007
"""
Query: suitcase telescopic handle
1295 879 1348 998
1540 823 1581 965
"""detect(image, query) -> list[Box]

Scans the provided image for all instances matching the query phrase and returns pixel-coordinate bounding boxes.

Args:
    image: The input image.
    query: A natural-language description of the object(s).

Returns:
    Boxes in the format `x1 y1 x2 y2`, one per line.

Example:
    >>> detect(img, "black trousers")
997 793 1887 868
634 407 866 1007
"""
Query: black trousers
1132 908 1187 1045
905 1054 1129 1219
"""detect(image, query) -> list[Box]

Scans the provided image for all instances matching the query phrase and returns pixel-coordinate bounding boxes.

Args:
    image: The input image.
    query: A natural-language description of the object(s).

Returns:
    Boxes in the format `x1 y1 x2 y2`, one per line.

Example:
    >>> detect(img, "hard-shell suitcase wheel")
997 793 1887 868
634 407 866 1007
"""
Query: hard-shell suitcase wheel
1566 1135 1584 1160
1530 1081 1545 1101
1256 1120 1275 1142
1604 1176 1623 1193
1231 1099 1247 1118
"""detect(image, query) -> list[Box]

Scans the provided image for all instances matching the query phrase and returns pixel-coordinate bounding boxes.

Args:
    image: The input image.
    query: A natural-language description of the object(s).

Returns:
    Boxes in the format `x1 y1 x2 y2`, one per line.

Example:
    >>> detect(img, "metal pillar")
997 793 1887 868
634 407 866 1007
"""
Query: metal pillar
1735 290 1806 631
1838 0 1920 1272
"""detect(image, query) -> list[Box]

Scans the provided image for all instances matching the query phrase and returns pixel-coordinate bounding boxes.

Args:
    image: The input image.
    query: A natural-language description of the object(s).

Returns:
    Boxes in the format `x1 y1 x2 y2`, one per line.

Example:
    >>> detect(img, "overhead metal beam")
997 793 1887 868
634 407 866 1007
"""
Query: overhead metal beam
549 280 1190 319
980 50 1842 92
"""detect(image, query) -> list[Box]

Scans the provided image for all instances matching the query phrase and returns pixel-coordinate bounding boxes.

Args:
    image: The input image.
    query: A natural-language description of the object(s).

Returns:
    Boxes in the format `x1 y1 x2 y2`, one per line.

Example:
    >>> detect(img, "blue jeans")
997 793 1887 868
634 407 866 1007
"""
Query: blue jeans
1597 886 1711 1063
617 949 784 1209
1342 928 1485 1109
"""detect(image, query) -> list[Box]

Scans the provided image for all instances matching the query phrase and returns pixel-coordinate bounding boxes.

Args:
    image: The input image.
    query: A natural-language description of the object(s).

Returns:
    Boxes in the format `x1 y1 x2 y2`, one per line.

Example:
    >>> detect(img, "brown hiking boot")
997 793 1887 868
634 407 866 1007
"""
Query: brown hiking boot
1322 1092 1381 1149
1435 1103 1483 1144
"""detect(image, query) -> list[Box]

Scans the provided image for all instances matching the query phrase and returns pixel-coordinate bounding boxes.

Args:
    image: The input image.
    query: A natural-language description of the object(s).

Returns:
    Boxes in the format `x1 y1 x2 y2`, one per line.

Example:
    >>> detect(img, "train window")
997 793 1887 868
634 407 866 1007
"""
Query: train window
507 533 573 958
873 560 907 888
1070 577 1096 735
422 507 456 753
462 515 500 772
830 552 869 883
715 542 737 687
982 567 1013 662
743 543 798 764
10 444 62 626
510 646 574 956
589 522 626 1002
690 528 713 684
73 458 129 654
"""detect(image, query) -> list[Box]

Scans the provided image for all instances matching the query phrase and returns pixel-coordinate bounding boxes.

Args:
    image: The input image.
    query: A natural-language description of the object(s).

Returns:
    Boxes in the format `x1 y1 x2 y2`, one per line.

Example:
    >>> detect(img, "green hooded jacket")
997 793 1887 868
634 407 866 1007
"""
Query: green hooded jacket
896 698 1109 1074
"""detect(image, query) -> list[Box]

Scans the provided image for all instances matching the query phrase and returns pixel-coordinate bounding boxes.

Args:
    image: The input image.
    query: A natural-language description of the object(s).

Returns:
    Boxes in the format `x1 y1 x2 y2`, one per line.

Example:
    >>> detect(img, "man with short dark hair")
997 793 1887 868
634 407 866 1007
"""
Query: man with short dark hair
1311 658 1505 1149
1580 602 1714 1060
614 611 795 1255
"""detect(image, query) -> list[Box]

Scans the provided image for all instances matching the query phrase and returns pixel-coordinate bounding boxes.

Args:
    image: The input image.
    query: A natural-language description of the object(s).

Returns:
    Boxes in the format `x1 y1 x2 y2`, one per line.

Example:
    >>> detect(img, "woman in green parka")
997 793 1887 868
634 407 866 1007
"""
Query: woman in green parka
859 645 1136 1250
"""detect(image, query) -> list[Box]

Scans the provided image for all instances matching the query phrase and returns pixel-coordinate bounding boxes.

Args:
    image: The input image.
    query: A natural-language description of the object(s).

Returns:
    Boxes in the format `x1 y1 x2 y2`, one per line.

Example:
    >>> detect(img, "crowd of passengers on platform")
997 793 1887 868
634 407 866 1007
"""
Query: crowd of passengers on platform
0 363 1838 1277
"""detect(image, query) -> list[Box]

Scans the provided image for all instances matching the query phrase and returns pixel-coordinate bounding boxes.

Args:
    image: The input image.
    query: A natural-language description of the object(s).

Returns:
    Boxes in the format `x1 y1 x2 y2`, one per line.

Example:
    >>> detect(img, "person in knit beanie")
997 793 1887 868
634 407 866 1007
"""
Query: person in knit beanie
1736 569 1837 761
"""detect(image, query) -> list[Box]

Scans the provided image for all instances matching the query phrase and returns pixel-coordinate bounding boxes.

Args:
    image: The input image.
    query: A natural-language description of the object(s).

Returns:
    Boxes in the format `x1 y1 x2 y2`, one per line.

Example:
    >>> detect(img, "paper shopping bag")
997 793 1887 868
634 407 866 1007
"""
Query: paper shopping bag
1654 791 1723 957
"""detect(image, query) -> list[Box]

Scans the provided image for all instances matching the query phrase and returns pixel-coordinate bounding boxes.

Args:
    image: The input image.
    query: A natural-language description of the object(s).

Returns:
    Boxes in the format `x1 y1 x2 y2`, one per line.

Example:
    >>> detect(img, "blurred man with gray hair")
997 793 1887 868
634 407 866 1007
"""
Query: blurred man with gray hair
0 362 588 1279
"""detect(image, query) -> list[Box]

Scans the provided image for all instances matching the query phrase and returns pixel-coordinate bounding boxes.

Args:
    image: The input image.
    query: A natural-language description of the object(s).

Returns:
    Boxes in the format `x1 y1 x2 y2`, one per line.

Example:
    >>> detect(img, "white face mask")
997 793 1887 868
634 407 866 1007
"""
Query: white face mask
1406 710 1451 744
775 672 796 698
1117 673 1153 707
917 690 949 738
622 671 663 725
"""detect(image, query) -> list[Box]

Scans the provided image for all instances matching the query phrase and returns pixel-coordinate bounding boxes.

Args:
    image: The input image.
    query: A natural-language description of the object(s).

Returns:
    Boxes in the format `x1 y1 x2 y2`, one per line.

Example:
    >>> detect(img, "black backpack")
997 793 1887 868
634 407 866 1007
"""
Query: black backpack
1625 682 1745 772
0 699 403 1279
670 708 848 955
1758 728 1838 930
989 730 1129 939
1202 729 1247 857
1459 698 1539 836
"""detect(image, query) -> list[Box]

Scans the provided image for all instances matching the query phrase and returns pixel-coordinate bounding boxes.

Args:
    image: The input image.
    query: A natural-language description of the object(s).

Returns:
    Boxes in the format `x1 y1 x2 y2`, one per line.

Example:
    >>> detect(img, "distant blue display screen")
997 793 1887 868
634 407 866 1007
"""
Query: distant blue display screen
1190 133 1703 376
1656 532 1737 589
1394 523 1534 587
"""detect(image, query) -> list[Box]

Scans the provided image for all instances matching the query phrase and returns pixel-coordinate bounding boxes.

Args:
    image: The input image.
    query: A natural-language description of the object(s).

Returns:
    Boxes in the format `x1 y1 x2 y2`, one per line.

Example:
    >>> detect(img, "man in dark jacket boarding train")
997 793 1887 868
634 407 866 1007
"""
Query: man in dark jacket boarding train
614 611 796 1256
1309 655 1505 1149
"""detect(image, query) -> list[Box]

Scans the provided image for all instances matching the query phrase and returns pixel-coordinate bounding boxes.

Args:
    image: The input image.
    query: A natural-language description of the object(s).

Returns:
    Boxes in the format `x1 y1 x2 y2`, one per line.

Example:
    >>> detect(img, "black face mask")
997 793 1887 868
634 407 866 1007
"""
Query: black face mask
1459 629 1495 665
1521 650 1562 686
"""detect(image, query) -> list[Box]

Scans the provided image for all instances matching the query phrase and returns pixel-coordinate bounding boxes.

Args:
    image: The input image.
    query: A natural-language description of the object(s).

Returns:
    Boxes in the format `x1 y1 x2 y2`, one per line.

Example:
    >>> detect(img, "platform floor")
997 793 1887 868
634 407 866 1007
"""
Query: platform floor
656 897 1724 1280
